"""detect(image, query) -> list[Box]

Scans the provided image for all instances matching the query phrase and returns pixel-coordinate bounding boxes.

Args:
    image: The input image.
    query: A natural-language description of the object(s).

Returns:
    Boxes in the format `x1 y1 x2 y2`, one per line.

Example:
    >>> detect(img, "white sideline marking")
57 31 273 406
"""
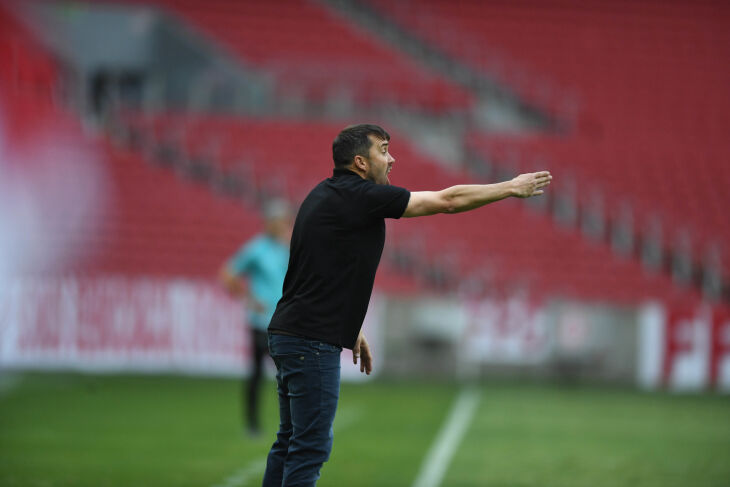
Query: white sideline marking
411 387 480 487
210 407 362 487
210 457 266 487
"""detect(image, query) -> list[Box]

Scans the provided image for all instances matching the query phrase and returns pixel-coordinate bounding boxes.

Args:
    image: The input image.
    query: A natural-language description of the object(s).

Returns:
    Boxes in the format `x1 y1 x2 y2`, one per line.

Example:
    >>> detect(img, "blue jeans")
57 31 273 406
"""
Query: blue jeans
262 333 342 487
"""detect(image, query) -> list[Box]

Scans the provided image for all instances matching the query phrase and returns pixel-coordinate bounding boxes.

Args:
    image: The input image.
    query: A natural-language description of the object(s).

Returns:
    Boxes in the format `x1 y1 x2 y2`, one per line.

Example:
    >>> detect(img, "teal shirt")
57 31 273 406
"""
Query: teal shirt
228 234 289 330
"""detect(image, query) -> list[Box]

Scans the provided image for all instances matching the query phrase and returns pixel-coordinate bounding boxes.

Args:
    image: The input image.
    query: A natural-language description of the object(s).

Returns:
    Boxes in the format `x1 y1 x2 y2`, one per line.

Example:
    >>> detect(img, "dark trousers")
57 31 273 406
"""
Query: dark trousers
262 333 342 487
246 328 269 431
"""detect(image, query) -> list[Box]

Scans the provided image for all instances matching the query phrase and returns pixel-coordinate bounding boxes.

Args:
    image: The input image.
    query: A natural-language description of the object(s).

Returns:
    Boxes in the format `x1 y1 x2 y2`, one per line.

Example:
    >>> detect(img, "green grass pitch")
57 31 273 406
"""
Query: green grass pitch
1 372 729 486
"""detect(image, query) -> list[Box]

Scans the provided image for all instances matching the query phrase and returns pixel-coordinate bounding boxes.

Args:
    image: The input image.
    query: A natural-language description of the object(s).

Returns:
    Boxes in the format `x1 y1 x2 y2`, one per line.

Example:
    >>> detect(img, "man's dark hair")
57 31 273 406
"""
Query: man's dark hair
332 124 390 168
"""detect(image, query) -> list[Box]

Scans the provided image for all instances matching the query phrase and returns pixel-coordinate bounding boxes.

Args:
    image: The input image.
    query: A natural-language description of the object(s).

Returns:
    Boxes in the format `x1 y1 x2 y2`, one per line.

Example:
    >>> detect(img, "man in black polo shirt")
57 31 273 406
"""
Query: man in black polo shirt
263 124 551 487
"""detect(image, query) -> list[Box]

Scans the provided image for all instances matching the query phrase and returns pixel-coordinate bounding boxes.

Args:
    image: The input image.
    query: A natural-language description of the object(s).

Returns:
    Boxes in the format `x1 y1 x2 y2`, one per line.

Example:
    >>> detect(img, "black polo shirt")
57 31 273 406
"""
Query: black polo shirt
268 168 411 349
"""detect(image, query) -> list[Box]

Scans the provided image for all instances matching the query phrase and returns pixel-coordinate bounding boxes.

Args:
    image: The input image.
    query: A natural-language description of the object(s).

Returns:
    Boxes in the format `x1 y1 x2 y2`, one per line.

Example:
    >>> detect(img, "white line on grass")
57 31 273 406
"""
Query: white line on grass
210 457 266 487
411 387 480 487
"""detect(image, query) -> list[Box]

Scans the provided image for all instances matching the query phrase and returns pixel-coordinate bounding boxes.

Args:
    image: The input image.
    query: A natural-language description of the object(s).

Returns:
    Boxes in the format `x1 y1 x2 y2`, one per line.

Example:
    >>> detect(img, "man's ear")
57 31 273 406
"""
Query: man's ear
353 155 368 172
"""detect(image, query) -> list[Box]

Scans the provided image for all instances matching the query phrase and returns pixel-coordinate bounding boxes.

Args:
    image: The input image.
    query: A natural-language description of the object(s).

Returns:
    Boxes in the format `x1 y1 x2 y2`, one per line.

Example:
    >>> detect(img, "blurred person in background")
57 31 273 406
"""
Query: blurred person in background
220 199 292 437
263 124 551 486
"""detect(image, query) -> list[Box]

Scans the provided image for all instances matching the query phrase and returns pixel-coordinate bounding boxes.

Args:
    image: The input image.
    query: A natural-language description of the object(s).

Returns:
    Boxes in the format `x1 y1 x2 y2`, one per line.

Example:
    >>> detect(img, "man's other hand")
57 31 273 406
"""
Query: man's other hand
353 333 373 375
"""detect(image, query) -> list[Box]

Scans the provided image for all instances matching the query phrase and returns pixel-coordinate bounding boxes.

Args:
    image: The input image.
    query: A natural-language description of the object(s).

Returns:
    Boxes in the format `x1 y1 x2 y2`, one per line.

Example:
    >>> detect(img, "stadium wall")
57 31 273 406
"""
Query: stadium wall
382 297 730 392
2 276 727 391
0 276 380 382
638 303 730 392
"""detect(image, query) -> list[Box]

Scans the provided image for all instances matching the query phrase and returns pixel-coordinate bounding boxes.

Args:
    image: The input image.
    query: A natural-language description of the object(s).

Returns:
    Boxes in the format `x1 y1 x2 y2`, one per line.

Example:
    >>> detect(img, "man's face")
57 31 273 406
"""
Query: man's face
268 215 293 242
363 135 395 185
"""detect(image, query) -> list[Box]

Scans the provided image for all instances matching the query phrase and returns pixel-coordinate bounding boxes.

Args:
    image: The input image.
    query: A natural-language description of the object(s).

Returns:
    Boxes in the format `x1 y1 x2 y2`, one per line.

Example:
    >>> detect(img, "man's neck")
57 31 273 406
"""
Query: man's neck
343 164 367 180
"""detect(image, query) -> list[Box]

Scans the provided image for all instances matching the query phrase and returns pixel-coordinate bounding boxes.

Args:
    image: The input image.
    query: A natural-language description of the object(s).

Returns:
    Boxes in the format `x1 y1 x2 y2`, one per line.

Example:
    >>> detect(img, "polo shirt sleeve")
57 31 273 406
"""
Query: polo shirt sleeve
227 239 259 276
362 183 411 220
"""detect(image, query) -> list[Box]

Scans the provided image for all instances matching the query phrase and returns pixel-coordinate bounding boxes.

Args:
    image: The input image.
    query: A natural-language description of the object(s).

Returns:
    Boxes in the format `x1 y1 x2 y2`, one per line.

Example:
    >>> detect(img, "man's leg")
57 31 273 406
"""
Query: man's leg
282 340 341 487
262 334 341 487
247 328 268 434
262 335 293 487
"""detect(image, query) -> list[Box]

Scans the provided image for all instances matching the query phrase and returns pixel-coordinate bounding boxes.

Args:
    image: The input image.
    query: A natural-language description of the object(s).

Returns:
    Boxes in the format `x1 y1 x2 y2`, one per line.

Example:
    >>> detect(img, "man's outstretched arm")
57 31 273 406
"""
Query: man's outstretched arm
402 171 552 218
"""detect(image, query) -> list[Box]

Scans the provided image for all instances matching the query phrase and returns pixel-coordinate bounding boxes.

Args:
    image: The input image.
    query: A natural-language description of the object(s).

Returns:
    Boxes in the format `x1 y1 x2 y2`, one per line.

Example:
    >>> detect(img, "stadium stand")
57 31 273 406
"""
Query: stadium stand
370 0 730 280
128 112 691 304
0 0 709 303
0 97 421 291
0 2 59 136
1 105 422 293
102 134 423 292
142 0 474 114
0 4 420 292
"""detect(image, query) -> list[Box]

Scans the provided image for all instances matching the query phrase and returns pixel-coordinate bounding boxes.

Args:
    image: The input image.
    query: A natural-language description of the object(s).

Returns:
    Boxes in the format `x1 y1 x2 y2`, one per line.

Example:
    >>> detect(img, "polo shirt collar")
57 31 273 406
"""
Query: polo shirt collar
332 168 359 178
